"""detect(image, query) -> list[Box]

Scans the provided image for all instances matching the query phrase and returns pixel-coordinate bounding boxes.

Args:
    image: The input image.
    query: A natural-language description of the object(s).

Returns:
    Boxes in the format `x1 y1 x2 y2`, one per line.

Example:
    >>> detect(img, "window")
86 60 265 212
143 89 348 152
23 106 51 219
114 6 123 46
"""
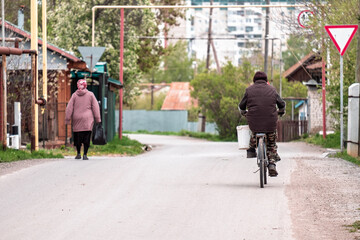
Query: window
228 26 236 32
254 18 261 24
245 26 253 32
237 10 244 16
237 42 245 47
246 18 251 23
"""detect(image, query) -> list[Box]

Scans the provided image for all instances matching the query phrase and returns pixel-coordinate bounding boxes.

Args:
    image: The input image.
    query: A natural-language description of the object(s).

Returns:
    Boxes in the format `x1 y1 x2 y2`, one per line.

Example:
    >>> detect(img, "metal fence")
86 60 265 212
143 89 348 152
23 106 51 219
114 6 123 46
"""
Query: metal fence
277 120 308 142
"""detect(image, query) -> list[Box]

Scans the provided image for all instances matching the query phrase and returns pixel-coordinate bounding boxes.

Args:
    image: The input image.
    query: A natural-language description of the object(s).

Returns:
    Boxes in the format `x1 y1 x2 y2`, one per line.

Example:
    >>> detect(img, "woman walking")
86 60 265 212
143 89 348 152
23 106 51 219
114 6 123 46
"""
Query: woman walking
65 79 101 160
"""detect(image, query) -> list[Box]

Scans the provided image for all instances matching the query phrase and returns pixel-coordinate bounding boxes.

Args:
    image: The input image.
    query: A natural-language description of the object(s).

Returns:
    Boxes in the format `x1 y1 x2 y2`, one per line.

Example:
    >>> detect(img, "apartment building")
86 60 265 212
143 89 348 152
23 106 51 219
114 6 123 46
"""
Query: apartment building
166 0 301 68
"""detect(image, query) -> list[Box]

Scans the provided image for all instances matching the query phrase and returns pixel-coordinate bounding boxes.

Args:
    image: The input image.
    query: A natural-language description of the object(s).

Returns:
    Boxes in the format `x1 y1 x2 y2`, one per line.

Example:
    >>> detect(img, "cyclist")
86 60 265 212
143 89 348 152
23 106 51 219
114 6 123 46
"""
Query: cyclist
238 71 285 177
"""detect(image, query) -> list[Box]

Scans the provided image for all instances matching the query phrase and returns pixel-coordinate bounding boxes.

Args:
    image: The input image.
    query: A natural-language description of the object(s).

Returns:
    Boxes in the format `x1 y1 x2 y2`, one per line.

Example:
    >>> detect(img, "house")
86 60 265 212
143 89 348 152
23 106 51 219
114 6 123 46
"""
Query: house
283 52 334 134
0 18 121 147
0 18 85 145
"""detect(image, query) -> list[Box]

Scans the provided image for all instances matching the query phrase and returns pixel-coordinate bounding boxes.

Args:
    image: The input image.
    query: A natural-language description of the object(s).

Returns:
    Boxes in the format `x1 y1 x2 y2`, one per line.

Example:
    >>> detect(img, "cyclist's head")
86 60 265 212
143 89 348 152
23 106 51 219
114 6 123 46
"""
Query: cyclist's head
253 71 268 83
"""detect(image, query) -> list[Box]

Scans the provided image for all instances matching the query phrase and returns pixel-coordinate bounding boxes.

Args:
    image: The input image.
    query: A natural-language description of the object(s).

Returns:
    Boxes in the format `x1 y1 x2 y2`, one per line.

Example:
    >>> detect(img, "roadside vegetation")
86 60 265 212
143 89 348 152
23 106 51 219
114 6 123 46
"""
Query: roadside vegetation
125 130 227 142
301 132 360 166
0 135 144 163
0 149 63 163
53 135 144 157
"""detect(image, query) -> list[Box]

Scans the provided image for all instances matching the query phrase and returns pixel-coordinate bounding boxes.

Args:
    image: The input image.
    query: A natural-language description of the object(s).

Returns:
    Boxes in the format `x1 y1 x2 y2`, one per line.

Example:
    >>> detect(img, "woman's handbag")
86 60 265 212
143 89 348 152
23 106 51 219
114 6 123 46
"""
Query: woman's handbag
92 123 107 145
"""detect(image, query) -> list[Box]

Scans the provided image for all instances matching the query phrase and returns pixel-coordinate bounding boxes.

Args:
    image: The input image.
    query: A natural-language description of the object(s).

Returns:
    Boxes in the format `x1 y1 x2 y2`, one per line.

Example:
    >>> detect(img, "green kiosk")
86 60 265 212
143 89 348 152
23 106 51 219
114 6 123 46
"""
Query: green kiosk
71 62 122 142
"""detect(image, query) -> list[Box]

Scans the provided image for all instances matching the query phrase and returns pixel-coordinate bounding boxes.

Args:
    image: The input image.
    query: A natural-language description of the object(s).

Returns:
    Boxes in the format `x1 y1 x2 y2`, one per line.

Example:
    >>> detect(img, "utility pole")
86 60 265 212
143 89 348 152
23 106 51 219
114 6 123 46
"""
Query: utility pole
264 0 270 74
206 0 213 71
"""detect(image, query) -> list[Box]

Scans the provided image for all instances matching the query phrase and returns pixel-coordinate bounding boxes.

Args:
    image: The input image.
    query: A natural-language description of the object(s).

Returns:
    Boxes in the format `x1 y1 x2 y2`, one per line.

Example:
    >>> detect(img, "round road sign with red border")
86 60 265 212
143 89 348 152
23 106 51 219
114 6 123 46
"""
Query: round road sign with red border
298 10 314 28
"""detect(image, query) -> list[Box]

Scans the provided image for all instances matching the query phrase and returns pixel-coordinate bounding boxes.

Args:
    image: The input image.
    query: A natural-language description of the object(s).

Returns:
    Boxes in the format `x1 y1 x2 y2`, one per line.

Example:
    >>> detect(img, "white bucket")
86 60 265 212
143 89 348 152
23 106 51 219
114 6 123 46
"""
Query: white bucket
236 125 251 149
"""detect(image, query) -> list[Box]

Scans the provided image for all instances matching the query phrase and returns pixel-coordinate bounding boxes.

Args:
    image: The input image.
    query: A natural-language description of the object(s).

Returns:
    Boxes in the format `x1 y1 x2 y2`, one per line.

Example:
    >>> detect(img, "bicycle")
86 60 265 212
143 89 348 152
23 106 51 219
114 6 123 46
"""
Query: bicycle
240 110 283 188
255 133 268 188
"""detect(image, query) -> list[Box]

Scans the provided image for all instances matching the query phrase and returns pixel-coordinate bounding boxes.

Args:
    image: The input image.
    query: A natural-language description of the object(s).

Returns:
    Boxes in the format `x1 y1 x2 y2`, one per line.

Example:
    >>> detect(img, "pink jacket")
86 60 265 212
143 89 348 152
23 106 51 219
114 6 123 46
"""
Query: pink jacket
65 89 101 132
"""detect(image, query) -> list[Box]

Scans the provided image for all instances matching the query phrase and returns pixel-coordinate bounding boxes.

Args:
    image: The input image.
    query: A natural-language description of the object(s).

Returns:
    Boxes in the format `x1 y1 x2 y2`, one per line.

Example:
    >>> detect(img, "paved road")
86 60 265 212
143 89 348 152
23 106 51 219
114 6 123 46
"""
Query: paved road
0 134 328 240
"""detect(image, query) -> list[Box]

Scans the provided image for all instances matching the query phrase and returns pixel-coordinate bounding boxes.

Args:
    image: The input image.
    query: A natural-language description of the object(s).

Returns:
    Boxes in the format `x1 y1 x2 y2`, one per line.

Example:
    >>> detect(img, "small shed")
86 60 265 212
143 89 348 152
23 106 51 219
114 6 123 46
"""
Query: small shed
71 62 122 142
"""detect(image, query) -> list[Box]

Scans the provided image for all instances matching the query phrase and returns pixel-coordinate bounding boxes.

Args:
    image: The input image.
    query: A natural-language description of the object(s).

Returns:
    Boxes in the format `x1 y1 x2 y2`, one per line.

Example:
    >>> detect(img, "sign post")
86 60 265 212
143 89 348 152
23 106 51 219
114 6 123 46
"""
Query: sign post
325 25 358 151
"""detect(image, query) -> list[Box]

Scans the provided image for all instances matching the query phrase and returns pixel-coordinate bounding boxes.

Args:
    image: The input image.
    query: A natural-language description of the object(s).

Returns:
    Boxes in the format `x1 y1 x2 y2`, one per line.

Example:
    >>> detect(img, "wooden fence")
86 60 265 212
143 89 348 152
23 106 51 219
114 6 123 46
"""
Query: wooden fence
277 120 308 142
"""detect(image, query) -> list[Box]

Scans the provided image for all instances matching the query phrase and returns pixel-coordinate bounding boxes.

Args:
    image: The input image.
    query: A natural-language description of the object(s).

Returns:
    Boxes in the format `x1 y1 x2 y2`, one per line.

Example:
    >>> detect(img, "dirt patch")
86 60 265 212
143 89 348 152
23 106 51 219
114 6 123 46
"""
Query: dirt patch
286 152 360 240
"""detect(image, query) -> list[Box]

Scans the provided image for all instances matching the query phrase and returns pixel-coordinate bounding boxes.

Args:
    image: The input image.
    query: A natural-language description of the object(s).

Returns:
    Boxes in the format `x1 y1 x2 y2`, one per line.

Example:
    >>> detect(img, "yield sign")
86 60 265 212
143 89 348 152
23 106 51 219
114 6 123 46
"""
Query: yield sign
78 46 106 71
325 25 358 56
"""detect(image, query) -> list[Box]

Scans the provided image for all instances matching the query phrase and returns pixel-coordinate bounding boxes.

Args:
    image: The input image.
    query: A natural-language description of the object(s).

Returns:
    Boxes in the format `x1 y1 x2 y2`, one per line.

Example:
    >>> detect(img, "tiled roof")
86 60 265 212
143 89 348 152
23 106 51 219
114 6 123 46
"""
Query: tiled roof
161 82 198 110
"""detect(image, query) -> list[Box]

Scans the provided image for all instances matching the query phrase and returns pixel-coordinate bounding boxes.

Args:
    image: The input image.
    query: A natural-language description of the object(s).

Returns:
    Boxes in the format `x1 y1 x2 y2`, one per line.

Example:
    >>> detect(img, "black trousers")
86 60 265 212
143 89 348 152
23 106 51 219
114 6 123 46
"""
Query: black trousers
73 131 92 155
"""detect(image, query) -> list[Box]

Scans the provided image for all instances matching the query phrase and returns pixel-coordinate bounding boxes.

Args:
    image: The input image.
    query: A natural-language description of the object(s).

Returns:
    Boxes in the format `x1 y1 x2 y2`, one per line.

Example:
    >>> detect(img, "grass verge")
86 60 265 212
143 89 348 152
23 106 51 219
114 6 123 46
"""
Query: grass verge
124 130 227 141
0 148 63 163
301 132 360 166
51 135 144 157
302 132 341 149
345 220 360 233
329 151 360 166
0 135 144 163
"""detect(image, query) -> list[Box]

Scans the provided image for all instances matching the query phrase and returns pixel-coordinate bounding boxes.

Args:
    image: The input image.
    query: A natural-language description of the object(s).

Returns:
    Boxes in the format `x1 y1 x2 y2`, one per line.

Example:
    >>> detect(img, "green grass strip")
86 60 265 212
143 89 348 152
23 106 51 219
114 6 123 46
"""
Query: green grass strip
124 130 226 141
0 148 63 163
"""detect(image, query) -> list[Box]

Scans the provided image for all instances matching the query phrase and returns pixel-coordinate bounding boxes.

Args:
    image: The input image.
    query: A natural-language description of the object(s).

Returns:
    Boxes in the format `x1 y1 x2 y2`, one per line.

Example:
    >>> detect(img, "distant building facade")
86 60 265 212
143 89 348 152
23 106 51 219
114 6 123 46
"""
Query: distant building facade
166 0 301 68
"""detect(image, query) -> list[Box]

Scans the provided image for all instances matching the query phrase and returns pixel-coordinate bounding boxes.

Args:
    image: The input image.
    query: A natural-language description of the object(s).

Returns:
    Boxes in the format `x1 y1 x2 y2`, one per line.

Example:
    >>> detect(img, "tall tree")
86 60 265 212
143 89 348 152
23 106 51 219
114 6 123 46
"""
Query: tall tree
191 61 253 140
282 33 312 71
46 0 184 105
149 41 196 83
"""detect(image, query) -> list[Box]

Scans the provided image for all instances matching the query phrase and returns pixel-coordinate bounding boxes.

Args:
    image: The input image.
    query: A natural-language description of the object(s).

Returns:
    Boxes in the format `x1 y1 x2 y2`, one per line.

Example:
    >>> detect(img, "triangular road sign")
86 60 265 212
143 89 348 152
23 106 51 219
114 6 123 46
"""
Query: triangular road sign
78 46 106 71
325 25 358 56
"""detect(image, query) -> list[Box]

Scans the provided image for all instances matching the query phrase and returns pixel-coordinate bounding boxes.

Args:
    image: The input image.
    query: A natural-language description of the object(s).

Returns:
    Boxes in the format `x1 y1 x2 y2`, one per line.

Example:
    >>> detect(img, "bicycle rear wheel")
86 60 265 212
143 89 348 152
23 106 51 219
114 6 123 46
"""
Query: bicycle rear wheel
258 138 265 188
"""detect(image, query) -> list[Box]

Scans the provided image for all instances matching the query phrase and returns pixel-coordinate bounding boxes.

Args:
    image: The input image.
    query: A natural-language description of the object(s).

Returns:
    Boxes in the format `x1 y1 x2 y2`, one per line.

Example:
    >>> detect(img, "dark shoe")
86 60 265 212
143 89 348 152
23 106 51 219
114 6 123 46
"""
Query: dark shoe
247 148 257 158
75 154 81 159
268 163 278 177
83 155 89 160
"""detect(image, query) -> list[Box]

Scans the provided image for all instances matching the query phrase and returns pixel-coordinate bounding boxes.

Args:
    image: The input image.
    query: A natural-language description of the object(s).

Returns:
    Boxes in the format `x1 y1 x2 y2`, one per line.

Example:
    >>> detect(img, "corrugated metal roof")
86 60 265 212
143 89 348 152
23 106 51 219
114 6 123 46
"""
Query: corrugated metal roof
0 19 81 62
306 61 322 70
161 82 198 110
283 53 315 78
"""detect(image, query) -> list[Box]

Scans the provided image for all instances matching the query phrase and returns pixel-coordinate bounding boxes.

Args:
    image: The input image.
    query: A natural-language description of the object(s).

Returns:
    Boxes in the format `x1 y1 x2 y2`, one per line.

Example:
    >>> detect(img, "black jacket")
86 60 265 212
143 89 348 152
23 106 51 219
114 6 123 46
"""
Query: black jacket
239 80 285 133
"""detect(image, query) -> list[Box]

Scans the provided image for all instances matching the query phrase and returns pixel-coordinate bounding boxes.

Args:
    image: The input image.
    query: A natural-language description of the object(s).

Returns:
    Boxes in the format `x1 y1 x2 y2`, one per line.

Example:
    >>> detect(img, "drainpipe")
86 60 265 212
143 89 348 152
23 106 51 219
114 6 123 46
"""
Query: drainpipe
42 0 47 148
31 0 38 151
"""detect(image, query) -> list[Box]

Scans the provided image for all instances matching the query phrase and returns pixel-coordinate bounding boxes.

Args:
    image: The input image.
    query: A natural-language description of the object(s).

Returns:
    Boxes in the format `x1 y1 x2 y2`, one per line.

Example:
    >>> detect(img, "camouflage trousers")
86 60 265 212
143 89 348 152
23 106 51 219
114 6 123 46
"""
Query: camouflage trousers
249 131 280 162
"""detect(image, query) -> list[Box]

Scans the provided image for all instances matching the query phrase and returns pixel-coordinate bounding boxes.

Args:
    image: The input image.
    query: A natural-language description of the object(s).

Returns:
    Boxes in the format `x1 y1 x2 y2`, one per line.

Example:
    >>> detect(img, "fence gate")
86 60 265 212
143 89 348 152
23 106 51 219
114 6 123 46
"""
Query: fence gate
277 120 308 142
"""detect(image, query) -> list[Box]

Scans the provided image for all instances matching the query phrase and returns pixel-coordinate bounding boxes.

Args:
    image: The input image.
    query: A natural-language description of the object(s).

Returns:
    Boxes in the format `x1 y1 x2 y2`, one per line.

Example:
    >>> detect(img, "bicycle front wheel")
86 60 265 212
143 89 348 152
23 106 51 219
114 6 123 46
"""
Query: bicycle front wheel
258 138 265 188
